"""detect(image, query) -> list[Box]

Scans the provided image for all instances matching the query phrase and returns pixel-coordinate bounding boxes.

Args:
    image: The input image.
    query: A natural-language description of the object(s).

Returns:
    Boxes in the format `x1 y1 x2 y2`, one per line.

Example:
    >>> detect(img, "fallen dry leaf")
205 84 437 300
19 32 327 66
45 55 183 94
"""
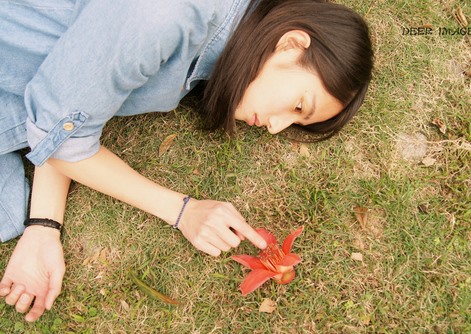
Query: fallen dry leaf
418 203 429 214
99 248 108 262
94 271 104 280
159 134 177 157
120 300 130 312
129 271 180 305
353 206 368 229
259 298 277 313
299 144 310 157
83 247 104 265
353 236 366 251
432 118 446 135
422 157 436 167
362 314 372 325
453 6 468 28
351 252 364 262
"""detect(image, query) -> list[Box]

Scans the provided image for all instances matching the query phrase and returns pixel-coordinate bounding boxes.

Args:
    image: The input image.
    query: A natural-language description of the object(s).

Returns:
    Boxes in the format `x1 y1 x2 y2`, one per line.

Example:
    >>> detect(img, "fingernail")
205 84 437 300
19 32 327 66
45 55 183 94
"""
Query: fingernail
259 240 267 249
20 294 30 303
0 288 9 295
25 315 35 322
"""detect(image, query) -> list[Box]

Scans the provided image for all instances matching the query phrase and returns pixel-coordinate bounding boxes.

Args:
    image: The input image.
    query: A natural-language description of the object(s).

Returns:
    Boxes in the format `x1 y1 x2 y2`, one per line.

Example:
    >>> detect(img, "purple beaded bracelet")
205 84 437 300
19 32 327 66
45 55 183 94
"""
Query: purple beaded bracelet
172 195 191 229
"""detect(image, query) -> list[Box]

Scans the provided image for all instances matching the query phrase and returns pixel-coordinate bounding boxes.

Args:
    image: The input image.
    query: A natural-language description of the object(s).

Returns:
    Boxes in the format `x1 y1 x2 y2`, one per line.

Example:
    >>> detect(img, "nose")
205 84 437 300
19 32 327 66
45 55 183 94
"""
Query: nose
267 115 294 134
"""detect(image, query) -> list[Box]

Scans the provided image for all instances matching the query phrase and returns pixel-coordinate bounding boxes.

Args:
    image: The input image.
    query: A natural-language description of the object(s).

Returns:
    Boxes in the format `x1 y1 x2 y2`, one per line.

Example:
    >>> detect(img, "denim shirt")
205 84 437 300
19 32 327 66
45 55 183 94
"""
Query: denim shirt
19 0 249 166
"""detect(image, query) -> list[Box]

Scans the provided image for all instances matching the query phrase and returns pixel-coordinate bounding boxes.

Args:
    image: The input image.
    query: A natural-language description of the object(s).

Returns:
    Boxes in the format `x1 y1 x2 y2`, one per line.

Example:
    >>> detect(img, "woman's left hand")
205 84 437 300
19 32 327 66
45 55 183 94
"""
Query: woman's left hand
176 199 267 256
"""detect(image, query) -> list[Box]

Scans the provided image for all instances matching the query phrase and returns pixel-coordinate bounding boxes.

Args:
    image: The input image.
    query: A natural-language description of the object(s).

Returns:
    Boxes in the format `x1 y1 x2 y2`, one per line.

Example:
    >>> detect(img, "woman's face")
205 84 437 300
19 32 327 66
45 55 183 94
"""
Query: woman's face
234 48 343 134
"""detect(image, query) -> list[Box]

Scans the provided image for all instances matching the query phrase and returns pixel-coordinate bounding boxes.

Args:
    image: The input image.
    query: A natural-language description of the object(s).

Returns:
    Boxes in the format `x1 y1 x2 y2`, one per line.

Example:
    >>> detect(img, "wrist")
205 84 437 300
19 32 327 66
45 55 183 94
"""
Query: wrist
172 195 192 230
174 197 196 234
24 218 63 239
22 224 61 240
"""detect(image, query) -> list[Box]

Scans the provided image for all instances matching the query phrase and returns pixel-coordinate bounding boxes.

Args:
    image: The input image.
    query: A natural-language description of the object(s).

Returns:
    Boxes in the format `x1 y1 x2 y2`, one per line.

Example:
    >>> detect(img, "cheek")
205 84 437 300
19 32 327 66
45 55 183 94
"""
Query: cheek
241 82 264 111
241 75 294 115
236 84 256 114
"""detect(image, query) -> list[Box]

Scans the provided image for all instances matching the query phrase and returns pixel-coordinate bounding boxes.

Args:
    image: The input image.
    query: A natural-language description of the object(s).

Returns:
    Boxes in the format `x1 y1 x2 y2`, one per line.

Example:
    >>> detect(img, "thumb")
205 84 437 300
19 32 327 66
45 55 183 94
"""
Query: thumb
45 269 64 310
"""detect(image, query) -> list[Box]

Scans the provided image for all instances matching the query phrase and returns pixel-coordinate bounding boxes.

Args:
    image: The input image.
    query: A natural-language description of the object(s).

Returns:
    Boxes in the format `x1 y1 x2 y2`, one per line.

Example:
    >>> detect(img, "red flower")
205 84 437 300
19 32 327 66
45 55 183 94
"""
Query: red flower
231 226 304 295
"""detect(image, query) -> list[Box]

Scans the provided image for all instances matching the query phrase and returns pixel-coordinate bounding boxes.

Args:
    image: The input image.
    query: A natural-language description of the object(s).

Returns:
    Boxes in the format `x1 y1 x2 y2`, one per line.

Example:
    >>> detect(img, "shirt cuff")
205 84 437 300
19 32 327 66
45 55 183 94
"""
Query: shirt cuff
25 111 100 166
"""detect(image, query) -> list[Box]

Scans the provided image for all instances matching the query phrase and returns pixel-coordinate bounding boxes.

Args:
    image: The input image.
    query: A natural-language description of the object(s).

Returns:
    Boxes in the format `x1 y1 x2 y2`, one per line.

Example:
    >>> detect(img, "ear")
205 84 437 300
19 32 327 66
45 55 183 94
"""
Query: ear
276 30 311 50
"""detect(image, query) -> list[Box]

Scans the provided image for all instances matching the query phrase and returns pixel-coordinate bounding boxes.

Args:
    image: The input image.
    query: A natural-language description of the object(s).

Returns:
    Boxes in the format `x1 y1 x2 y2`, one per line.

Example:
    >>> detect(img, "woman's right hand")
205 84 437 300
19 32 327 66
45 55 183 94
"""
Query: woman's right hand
177 199 267 256
0 226 65 322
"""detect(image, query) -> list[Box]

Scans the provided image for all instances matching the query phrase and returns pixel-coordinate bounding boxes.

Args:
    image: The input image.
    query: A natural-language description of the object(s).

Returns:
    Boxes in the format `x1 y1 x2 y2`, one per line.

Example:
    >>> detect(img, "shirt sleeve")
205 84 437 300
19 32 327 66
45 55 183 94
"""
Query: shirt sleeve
25 0 214 166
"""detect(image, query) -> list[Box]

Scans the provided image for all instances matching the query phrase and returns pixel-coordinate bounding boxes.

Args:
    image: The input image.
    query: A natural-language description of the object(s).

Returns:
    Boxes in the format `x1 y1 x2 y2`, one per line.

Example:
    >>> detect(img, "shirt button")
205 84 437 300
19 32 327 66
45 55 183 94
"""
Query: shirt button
63 122 74 131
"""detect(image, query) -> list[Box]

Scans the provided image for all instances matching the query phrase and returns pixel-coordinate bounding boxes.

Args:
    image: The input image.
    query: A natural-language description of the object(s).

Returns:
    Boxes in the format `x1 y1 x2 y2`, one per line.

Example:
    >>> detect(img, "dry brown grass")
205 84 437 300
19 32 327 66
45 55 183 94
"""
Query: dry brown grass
1 1 470 333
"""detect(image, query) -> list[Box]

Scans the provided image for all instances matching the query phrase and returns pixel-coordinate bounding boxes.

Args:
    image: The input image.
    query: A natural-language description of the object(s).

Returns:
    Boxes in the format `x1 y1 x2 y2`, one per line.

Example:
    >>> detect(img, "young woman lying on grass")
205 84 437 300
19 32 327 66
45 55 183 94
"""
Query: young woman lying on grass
0 0 373 322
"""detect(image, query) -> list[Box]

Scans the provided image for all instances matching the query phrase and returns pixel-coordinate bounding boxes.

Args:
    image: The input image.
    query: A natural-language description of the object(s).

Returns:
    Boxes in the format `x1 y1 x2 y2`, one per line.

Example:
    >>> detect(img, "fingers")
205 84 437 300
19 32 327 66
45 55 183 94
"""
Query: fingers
211 203 266 249
194 223 242 256
4 284 25 306
0 274 61 322
45 269 65 310
184 200 266 255
2 284 45 322
193 233 230 257
219 227 241 248
15 293 33 314
25 295 46 322
0 277 13 296
235 231 246 241
223 204 267 249
228 219 267 250
196 242 222 257
210 236 233 253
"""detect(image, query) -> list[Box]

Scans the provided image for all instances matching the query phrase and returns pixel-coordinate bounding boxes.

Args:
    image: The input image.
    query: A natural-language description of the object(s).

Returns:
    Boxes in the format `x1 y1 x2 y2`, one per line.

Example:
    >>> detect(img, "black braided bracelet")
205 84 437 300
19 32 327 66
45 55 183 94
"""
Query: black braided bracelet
24 218 62 232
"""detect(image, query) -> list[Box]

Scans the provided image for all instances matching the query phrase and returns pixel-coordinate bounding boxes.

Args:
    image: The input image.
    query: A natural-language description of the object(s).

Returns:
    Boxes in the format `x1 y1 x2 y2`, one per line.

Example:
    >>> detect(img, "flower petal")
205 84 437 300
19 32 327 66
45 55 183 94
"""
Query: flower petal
239 269 277 296
275 253 301 274
282 226 304 254
255 228 277 245
278 270 296 284
231 255 266 270
274 264 293 274
280 253 302 267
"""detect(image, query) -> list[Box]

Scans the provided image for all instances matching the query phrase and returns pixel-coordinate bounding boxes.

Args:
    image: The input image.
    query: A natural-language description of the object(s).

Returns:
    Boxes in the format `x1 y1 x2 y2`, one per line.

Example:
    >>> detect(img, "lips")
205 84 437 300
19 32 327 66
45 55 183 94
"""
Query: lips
246 113 261 127
247 114 256 126
254 114 261 127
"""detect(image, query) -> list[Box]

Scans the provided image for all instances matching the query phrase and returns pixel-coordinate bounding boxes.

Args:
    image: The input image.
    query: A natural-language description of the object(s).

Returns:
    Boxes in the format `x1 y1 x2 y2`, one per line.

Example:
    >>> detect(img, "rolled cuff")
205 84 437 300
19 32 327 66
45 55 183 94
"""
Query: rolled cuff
25 112 100 166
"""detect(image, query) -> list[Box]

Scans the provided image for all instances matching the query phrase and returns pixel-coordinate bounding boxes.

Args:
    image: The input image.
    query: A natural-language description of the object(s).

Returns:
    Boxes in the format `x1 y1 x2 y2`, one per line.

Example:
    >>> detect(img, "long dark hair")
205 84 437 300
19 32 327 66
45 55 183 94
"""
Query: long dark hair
200 0 374 140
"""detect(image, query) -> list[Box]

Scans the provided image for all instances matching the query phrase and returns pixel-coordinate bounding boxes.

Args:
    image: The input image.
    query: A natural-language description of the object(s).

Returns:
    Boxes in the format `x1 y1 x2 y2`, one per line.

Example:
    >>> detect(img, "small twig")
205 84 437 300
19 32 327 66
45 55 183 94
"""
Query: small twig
426 139 471 151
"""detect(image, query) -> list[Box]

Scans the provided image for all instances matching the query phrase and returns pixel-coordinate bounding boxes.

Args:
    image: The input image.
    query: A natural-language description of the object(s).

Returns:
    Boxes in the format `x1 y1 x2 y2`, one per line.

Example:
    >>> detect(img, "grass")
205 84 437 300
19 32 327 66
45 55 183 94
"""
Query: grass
1 0 470 333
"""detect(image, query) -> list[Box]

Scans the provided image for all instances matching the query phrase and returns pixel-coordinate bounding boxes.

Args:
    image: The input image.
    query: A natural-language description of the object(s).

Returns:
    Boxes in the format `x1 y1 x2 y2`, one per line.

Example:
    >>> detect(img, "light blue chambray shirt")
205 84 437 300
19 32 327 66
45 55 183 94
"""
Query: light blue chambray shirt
0 0 249 166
